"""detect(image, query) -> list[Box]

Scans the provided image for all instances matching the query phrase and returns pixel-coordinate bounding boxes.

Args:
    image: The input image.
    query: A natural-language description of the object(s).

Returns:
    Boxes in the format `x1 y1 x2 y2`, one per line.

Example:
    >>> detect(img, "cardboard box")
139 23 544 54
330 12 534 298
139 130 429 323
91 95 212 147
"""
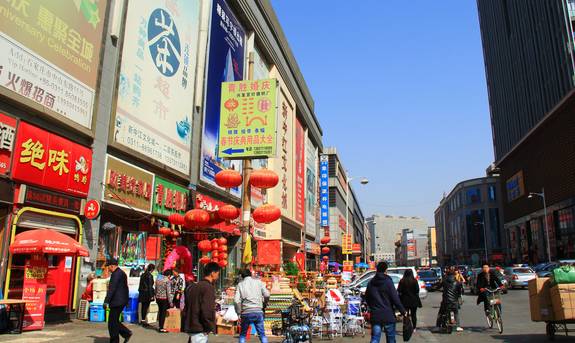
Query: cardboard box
528 277 550 297
93 290 107 303
550 284 575 320
217 324 235 335
164 308 181 332
529 294 554 322
93 279 108 291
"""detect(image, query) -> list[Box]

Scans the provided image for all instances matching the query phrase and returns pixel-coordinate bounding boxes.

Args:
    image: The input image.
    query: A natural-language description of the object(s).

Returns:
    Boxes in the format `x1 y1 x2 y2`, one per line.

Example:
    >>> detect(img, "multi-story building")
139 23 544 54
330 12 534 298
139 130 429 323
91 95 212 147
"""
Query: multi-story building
477 0 575 262
397 229 429 267
368 215 428 264
434 176 505 266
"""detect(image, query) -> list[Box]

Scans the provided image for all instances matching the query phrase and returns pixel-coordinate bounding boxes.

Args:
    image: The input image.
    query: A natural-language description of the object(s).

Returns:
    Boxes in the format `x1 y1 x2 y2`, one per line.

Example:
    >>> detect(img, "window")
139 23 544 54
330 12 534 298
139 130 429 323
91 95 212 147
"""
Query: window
488 185 496 202
466 210 485 249
466 187 482 204
489 208 501 249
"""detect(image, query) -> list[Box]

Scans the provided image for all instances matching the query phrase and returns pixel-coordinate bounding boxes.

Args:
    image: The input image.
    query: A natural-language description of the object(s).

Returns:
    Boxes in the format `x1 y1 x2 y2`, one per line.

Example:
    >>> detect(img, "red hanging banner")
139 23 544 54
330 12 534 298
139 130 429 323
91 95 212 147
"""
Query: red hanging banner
22 254 48 331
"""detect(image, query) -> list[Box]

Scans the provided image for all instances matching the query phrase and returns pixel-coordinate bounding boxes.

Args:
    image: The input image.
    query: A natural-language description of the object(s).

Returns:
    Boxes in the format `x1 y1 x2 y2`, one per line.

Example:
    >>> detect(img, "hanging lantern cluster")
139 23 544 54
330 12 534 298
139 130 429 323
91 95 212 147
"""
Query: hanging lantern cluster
159 227 172 236
215 170 243 189
198 238 228 268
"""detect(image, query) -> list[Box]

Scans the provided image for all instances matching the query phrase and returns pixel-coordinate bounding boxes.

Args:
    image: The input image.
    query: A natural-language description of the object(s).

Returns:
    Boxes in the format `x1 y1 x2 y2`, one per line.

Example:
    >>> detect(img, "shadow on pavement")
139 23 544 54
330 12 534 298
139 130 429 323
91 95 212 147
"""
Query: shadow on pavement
489 334 572 342
87 336 109 343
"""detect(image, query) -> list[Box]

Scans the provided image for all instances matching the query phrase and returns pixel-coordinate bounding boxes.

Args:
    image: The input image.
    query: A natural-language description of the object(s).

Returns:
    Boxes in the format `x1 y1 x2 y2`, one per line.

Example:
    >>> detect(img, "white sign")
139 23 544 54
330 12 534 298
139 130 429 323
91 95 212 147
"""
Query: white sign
114 0 200 175
305 136 318 237
0 34 94 128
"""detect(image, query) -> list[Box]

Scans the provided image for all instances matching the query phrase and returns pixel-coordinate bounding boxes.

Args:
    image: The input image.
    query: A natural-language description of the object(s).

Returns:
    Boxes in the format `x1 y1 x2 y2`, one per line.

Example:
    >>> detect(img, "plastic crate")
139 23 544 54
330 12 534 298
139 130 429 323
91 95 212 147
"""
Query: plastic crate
77 300 90 320
123 310 138 324
90 305 105 322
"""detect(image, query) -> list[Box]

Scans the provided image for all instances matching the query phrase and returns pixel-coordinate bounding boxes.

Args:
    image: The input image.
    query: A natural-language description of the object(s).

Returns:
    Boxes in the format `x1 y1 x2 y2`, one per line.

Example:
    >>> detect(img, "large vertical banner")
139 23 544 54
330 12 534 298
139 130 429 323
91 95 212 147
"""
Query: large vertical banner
295 119 305 225
320 155 329 227
0 0 108 128
114 0 200 175
305 136 317 237
201 0 245 195
22 255 48 331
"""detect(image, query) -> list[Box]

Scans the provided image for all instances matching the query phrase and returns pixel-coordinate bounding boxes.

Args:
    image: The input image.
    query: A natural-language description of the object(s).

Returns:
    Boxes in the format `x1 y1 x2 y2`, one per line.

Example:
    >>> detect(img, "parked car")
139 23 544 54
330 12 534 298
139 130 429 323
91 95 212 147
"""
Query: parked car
503 267 536 289
468 267 508 294
536 262 559 278
431 267 443 281
387 266 428 299
417 269 442 291
352 273 401 295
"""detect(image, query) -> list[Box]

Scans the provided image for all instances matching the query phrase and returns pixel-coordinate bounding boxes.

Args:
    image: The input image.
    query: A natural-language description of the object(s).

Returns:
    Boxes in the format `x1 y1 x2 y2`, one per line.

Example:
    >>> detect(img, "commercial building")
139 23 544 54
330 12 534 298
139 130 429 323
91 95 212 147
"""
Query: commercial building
434 176 505 266
477 0 575 262
396 229 429 267
367 215 428 264
427 226 438 266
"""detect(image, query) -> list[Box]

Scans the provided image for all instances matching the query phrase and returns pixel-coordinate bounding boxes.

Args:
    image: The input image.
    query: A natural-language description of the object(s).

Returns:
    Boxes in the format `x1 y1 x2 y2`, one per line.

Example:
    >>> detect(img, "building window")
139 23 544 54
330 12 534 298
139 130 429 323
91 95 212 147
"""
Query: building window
489 208 501 249
466 210 485 250
466 187 482 205
488 185 496 202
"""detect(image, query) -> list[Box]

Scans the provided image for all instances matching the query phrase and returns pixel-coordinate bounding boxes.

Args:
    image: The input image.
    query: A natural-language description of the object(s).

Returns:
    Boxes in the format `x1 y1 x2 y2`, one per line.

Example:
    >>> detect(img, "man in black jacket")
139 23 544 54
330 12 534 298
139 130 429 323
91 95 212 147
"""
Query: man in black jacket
104 258 132 343
184 262 221 343
476 264 502 314
365 262 406 343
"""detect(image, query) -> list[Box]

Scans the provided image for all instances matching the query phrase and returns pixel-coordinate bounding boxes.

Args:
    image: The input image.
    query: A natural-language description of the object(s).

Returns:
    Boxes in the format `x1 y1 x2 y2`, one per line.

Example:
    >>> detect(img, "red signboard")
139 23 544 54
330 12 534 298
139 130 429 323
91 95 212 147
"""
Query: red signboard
0 113 17 175
339 216 347 231
11 122 92 197
24 186 82 213
22 254 48 331
352 243 362 254
295 118 305 225
84 199 101 220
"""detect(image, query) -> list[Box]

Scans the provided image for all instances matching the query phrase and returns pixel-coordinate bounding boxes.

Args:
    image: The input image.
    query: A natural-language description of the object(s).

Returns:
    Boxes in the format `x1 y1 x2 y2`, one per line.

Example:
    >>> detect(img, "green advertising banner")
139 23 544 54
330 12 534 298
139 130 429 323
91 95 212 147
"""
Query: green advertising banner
218 78 278 159
152 177 189 216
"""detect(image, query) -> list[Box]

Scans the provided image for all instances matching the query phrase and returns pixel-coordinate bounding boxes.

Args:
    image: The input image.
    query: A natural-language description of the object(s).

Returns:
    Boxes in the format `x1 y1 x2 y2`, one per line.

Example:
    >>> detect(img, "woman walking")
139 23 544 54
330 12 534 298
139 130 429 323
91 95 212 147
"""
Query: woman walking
138 264 155 326
155 269 173 333
397 269 422 331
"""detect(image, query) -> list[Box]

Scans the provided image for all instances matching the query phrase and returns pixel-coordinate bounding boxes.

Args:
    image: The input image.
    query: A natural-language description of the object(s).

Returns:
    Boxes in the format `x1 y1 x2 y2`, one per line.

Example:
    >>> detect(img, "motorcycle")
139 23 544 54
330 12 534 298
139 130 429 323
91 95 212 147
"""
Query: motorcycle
436 302 457 334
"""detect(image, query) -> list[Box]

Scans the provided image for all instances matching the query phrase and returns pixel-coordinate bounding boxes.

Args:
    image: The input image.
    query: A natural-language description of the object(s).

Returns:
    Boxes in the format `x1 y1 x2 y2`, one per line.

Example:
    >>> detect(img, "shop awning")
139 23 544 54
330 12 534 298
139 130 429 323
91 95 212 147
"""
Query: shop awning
10 229 89 256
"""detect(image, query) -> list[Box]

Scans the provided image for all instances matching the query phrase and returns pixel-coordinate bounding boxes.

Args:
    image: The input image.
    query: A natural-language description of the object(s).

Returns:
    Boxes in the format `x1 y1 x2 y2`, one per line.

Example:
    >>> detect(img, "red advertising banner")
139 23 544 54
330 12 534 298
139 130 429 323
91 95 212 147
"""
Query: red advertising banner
295 119 305 225
11 122 92 197
0 113 17 175
22 254 48 331
352 243 362 255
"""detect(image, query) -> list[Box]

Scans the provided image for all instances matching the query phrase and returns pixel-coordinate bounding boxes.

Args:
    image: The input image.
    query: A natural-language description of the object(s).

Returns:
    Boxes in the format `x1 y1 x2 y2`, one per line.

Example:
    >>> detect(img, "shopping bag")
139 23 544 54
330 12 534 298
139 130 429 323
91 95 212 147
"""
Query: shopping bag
223 306 239 322
553 265 575 284
403 315 414 341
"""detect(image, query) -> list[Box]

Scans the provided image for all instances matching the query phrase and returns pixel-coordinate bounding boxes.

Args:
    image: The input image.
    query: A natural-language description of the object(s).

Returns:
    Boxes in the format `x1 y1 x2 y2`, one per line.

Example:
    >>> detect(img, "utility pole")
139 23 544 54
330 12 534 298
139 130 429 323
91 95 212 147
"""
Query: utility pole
240 52 254 266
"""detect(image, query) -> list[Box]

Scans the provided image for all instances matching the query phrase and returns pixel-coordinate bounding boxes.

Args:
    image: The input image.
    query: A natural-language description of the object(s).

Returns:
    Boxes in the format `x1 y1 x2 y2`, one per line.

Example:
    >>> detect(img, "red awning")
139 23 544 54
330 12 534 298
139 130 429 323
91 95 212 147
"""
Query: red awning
10 229 89 256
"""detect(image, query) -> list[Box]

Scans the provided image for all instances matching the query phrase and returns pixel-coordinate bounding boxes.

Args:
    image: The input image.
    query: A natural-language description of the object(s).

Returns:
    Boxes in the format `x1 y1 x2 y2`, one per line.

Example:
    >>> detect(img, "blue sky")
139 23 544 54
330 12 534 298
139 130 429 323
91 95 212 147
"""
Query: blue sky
271 1 493 224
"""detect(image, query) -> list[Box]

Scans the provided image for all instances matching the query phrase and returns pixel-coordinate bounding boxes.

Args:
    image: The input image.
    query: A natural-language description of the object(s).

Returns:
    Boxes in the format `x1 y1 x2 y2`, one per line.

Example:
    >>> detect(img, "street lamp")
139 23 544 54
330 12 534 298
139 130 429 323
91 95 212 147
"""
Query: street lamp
528 188 552 263
345 172 368 262
474 221 488 264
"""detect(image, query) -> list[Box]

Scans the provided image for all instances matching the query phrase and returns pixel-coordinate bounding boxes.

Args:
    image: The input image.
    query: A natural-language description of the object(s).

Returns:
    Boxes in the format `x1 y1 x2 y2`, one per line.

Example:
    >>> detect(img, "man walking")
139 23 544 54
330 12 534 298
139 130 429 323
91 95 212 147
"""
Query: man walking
104 258 132 343
235 269 270 343
184 262 221 343
365 262 406 343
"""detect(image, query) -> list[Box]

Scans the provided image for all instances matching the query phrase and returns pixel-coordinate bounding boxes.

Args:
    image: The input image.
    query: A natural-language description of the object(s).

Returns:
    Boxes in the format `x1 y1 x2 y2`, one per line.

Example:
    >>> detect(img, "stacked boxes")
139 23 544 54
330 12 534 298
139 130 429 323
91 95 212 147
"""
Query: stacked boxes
528 277 554 321
92 279 108 304
550 283 575 320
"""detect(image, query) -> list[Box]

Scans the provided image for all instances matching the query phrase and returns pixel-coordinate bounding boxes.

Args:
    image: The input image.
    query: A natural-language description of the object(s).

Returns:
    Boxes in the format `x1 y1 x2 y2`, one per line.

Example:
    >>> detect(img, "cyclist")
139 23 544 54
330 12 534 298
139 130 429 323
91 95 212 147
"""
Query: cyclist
475 264 503 315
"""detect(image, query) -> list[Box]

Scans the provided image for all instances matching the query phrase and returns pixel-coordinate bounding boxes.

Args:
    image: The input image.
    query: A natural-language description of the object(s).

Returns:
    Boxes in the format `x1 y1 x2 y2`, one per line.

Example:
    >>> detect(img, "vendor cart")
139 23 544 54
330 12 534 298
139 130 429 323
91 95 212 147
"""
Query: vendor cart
545 320 575 341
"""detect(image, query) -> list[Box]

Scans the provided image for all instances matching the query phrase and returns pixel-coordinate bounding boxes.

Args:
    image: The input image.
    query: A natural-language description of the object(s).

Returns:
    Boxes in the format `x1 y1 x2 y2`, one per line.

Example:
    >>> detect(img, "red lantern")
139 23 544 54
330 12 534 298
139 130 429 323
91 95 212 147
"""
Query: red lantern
199 256 211 265
171 230 180 238
211 241 219 251
321 247 330 254
218 245 228 253
168 213 185 226
212 250 220 259
159 227 172 236
249 169 279 189
220 252 228 260
218 205 239 221
218 260 228 268
215 170 243 188
320 236 331 245
198 240 212 253
233 228 241 236
212 258 219 264
219 237 228 246
322 256 329 261
184 209 210 229
252 204 281 224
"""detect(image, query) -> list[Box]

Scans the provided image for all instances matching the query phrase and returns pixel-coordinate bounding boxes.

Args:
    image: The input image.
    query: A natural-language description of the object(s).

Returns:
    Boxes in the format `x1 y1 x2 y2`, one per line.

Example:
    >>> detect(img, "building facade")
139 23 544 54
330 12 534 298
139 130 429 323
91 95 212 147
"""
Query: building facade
477 0 575 263
434 177 505 266
367 215 427 264
396 229 429 267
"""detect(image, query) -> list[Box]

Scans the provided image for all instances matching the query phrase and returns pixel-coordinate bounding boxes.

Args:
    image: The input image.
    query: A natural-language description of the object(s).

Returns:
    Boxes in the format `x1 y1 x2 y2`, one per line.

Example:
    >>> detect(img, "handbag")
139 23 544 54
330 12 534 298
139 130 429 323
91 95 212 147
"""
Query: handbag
403 315 414 341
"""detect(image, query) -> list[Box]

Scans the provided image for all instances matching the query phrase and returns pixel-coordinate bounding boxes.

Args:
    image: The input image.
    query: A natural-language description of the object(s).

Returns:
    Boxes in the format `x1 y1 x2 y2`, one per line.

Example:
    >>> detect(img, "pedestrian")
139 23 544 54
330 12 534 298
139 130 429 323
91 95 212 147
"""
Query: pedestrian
365 262 406 343
440 267 463 331
104 258 132 343
235 269 270 343
476 264 502 315
171 268 184 308
155 269 173 333
81 273 96 301
184 262 221 343
138 264 155 326
397 269 422 331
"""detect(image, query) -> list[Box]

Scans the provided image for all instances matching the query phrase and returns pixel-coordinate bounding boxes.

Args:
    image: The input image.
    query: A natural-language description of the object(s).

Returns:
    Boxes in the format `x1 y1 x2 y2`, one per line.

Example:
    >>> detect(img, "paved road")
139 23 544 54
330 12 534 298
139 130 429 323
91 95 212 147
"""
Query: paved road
0 288 572 342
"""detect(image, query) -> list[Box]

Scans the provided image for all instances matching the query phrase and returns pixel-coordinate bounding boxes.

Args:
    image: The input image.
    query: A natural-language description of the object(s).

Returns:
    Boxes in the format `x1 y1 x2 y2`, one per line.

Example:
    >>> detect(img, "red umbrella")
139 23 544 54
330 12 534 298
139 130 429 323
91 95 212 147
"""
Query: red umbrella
10 229 89 257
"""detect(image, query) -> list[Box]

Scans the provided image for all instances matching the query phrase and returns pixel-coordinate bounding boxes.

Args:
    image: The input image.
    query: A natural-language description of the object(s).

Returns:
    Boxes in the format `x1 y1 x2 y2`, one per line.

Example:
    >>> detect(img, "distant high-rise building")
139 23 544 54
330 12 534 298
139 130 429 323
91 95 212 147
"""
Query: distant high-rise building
367 215 427 264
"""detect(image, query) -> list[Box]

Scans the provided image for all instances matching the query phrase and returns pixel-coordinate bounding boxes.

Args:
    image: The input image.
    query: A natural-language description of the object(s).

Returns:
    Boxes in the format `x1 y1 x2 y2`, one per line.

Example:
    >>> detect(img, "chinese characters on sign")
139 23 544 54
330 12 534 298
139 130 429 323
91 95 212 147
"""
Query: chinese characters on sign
24 186 82 213
280 102 289 211
84 199 101 220
152 177 188 216
103 155 155 213
0 0 108 128
22 254 48 331
506 170 525 202
114 0 200 174
0 113 17 175
342 234 352 255
218 79 277 158
352 243 362 255
320 155 329 227
11 122 92 197
295 118 305 224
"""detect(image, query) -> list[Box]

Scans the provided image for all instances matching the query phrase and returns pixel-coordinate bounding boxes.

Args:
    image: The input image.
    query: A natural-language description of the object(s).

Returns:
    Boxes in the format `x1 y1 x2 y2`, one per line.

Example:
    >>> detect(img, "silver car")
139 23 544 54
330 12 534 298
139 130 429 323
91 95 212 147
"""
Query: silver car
504 267 536 289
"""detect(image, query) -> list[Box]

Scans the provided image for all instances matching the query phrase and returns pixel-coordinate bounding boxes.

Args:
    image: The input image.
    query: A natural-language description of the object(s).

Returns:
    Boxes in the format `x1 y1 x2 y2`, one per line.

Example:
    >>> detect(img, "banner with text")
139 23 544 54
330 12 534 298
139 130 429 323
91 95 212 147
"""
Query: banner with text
320 155 329 227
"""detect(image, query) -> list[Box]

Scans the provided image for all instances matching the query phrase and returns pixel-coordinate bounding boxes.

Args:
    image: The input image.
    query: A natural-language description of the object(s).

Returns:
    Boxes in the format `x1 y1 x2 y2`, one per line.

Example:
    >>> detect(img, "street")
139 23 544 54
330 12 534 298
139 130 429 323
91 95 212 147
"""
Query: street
0 288 571 343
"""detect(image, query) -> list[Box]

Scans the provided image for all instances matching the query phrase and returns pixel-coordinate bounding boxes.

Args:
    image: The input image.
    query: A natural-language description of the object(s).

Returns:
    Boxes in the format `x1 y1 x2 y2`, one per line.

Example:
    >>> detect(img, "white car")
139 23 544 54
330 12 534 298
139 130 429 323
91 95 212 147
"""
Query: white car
503 267 536 289
352 271 427 300
387 267 428 299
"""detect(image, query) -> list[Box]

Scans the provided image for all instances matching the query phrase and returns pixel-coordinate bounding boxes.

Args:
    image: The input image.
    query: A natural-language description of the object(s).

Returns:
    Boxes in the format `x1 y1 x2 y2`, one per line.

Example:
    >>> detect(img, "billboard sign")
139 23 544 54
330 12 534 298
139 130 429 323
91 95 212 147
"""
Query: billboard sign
506 170 525 202
103 155 154 213
320 155 329 227
295 118 305 224
305 136 317 236
0 113 17 176
114 0 200 175
218 79 277 158
0 0 108 128
152 177 189 217
200 0 245 195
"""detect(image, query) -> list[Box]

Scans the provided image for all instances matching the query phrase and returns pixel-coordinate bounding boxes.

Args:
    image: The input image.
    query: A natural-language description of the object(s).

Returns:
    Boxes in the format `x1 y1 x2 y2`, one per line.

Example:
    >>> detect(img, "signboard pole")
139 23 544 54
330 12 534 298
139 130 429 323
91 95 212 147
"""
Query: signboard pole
240 52 255 266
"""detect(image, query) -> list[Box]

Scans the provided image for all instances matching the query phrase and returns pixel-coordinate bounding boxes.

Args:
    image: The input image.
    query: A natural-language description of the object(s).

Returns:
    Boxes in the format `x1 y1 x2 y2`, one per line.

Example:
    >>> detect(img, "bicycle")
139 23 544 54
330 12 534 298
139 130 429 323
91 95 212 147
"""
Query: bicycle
484 288 503 334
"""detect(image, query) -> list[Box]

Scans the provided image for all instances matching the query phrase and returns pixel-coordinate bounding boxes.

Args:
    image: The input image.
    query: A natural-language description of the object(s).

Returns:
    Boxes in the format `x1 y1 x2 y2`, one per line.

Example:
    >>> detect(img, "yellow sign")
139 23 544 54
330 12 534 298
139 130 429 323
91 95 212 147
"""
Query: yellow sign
218 79 278 159
342 234 353 255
